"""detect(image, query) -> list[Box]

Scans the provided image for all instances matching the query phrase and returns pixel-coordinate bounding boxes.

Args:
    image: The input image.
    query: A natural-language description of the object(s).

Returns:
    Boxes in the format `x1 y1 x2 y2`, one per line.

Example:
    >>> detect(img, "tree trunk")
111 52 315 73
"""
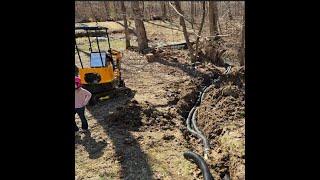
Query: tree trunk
227 1 233 20
236 2 240 16
142 1 145 12
239 16 245 66
209 1 218 35
113 1 118 20
148 3 152 20
217 15 222 34
75 3 80 22
120 1 130 49
173 1 195 62
103 1 111 21
207 1 225 66
195 1 206 56
131 1 148 52
191 1 195 27
141 1 145 19
161 2 167 20
194 2 197 19
206 2 209 19
195 2 206 57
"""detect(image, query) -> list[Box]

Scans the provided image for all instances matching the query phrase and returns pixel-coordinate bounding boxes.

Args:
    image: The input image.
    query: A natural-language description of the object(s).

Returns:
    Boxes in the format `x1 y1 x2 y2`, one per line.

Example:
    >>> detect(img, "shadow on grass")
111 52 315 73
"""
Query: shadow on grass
85 88 154 179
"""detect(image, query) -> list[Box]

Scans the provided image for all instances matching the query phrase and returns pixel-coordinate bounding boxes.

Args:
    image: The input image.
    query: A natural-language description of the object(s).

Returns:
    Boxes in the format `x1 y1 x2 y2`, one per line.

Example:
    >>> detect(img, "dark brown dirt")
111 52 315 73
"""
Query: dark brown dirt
197 67 245 180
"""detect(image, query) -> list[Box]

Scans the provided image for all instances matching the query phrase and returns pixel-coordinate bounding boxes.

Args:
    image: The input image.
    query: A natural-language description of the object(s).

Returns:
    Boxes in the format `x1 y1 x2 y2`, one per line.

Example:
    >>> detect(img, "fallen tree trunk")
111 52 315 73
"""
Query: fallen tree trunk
75 30 106 38
155 41 196 49
75 28 136 38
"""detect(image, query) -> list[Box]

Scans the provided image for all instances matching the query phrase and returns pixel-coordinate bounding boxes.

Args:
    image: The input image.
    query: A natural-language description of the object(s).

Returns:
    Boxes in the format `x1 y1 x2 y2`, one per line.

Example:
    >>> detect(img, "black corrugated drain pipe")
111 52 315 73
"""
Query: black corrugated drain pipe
183 66 232 180
184 151 214 180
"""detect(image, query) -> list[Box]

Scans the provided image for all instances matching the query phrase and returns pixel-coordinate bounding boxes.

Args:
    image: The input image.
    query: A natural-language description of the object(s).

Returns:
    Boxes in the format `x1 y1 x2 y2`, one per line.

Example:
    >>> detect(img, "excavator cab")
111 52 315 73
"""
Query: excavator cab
75 26 125 105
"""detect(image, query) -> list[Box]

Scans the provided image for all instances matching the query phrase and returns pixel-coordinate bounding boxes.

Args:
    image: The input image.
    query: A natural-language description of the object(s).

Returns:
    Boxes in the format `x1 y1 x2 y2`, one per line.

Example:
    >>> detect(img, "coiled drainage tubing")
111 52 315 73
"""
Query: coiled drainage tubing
184 151 214 180
183 65 232 180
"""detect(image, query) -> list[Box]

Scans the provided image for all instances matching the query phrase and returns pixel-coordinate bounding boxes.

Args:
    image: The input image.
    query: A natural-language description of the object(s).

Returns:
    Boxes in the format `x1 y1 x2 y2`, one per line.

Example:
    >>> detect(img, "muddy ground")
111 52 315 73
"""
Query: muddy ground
75 20 244 180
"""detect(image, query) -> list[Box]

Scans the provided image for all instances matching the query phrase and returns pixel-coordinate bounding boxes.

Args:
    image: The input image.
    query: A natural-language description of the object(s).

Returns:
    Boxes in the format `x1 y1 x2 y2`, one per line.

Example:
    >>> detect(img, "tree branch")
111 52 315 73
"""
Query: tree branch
168 2 192 24
168 2 229 40
172 1 195 61
195 2 206 55
168 2 201 38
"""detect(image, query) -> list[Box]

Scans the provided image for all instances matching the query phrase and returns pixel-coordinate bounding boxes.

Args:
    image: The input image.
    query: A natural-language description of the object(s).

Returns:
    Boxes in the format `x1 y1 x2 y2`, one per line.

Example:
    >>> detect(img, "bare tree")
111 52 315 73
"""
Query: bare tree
227 1 233 20
194 1 197 18
195 2 206 57
173 1 195 62
206 1 209 19
191 1 195 28
103 1 110 20
113 1 118 20
131 1 148 52
141 1 145 19
75 3 80 22
120 1 130 49
239 16 245 66
209 1 219 35
161 2 167 20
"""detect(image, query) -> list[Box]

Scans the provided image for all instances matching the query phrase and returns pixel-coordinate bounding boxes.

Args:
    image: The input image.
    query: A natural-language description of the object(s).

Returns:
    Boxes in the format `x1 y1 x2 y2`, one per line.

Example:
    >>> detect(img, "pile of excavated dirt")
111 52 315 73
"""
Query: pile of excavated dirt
160 65 245 180
107 99 178 132
196 66 245 180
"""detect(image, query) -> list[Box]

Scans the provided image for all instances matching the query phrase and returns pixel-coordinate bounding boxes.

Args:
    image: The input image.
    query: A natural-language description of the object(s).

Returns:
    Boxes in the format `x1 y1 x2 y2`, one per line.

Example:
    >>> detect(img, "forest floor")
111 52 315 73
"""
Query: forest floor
75 20 244 180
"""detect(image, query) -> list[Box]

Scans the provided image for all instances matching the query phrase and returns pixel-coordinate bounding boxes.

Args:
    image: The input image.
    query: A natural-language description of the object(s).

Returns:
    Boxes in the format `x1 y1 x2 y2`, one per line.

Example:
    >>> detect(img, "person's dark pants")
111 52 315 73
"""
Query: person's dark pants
74 107 88 131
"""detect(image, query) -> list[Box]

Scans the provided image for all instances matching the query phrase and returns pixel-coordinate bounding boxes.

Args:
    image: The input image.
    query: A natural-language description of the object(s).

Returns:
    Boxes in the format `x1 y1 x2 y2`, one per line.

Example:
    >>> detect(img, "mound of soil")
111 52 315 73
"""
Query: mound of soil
107 100 144 130
107 99 178 132
197 67 245 180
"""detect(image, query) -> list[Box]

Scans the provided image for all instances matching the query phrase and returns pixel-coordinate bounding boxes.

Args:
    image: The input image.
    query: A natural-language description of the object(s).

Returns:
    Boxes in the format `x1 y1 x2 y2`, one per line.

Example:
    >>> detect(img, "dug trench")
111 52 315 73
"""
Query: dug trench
179 66 245 180
75 48 244 180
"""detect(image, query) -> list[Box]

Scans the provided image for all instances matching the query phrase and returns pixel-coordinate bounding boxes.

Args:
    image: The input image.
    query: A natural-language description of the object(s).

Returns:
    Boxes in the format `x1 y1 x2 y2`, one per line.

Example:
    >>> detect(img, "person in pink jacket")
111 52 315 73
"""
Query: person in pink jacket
75 76 92 132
